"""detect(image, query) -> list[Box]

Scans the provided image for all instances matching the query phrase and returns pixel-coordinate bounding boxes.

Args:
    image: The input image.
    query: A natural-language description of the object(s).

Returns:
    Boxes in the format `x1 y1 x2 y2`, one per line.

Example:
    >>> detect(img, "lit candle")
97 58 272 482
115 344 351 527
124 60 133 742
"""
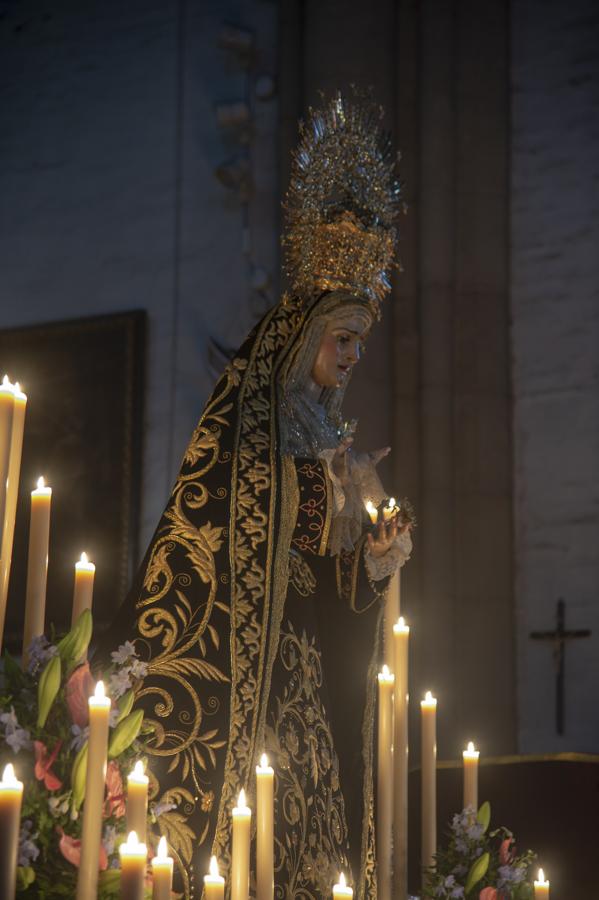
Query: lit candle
392 617 409 900
332 872 353 900
119 831 147 900
76 680 111 900
231 788 251 900
382 497 397 522
72 552 96 627
256 753 274 900
204 855 225 900
462 741 479 811
0 376 15 558
0 380 26 654
534 869 550 899
0 763 23 900
365 500 378 526
151 836 173 900
127 760 149 843
22 475 52 667
377 664 394 900
421 691 437 884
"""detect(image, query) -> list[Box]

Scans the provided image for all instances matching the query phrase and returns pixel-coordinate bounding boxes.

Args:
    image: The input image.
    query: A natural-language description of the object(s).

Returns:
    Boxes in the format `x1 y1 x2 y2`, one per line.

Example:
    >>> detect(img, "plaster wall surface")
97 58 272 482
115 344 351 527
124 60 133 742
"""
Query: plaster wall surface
511 0 599 751
0 0 278 571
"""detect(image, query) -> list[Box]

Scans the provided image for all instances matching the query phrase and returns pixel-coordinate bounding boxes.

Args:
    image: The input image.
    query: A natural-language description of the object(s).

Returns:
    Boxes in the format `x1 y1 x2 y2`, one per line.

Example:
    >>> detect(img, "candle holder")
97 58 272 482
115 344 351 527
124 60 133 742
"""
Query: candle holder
366 497 417 530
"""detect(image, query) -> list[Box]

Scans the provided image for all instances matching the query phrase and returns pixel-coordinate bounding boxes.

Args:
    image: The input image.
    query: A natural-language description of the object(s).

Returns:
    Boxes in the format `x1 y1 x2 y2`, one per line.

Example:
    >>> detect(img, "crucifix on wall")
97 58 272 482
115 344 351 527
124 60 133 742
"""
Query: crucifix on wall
529 598 591 735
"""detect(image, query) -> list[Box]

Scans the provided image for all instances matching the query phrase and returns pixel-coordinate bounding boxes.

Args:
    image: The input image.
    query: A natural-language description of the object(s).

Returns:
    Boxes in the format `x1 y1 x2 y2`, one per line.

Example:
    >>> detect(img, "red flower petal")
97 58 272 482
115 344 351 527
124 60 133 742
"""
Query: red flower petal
58 830 81 868
57 829 108 870
65 662 95 727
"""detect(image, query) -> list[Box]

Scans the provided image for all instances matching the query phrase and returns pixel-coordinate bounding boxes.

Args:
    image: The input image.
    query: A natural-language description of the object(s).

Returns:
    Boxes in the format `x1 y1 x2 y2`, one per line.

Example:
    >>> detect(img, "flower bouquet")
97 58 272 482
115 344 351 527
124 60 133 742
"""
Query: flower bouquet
423 802 536 899
0 610 153 898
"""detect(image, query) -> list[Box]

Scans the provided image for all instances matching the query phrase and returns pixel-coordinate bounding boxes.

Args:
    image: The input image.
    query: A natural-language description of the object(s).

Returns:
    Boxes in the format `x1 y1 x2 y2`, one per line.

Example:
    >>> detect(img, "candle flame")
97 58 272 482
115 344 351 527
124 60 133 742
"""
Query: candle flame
398 616 405 627
80 551 88 564
2 374 11 388
127 831 139 847
365 500 376 515
538 869 545 882
209 856 220 877
132 760 145 778
1 762 19 786
94 679 106 699
260 752 269 768
37 476 45 490
157 836 168 859
15 381 21 392
425 691 434 702
339 873 346 888
382 664 390 676
238 788 246 807
467 741 475 753
388 497 396 508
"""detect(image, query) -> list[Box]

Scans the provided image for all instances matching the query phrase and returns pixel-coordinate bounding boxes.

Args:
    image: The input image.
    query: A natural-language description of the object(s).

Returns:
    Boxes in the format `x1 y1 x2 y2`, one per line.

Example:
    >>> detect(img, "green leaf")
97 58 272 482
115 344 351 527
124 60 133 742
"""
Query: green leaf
477 800 491 833
115 688 135 724
16 866 36 889
37 653 62 727
464 851 489 895
108 708 144 758
98 869 121 898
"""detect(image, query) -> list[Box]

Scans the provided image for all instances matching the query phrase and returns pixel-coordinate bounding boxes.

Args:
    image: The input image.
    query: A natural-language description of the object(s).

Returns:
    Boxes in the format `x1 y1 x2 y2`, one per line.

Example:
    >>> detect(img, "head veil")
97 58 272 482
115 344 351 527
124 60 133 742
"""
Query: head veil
109 289 369 892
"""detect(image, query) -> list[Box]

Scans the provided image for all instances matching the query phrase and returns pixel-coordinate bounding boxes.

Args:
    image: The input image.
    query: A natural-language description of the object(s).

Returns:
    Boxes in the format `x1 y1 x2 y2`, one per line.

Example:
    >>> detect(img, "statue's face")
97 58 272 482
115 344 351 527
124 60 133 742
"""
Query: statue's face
311 311 372 388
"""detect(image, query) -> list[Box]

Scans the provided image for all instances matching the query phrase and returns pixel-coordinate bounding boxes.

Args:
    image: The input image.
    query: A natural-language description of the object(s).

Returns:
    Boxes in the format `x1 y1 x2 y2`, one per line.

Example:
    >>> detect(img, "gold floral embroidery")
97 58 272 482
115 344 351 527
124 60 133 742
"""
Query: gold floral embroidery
288 550 317 597
129 356 248 893
264 622 350 900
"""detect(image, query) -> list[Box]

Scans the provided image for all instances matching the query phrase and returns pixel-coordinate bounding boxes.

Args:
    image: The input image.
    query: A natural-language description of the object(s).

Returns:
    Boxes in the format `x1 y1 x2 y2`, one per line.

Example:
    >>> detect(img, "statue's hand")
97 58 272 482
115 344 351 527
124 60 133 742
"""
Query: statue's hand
332 436 353 486
366 515 411 559
367 446 391 467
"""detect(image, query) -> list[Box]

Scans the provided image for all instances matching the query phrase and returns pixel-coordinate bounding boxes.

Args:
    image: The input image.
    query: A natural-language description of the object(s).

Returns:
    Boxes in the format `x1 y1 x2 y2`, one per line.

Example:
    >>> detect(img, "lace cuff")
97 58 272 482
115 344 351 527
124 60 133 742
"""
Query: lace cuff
364 530 412 582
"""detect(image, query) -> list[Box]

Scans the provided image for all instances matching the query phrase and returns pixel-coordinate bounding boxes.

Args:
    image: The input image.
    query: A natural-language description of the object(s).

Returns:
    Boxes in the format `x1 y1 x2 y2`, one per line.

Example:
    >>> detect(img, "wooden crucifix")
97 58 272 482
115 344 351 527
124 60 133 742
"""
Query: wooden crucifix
529 598 591 735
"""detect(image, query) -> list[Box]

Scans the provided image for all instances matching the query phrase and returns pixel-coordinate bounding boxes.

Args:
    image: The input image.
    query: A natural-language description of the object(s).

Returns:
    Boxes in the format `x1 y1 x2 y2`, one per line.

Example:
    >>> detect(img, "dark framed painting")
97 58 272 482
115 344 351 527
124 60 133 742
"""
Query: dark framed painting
0 311 145 651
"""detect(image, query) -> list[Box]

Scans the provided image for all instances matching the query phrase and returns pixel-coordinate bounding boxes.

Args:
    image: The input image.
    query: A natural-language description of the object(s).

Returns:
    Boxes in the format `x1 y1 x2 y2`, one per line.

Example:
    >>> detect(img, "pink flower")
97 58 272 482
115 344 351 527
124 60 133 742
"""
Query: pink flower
34 740 63 791
65 662 95 727
479 889 498 900
57 827 108 870
499 837 515 865
104 761 126 818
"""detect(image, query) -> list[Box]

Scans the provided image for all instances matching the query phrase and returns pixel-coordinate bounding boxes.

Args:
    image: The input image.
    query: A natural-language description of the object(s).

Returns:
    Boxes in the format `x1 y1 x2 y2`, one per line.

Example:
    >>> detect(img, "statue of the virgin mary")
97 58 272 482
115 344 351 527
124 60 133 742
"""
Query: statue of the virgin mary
99 93 412 900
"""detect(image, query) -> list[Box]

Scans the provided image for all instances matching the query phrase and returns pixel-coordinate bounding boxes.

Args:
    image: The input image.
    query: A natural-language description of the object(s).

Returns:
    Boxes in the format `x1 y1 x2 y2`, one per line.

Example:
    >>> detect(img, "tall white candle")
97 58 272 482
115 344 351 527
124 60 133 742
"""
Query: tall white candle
332 872 353 900
462 741 479 811
0 763 23 900
119 830 147 900
0 376 15 558
0 380 25 654
72 552 95 626
392 617 409 900
204 855 225 900
534 869 550 899
76 680 111 900
377 664 394 900
127 760 149 843
384 569 400 668
151 836 173 900
420 691 437 884
231 788 251 900
22 476 52 666
256 753 274 900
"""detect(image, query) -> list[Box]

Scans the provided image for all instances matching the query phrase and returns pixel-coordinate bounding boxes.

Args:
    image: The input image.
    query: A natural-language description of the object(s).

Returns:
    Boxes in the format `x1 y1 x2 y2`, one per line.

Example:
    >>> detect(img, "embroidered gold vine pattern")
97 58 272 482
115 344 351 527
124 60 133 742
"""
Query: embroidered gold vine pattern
265 622 350 900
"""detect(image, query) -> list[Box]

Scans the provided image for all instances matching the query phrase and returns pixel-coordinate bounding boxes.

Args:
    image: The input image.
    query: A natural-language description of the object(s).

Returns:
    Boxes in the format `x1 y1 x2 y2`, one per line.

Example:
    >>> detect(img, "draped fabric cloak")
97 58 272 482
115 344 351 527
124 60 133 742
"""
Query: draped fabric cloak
99 294 390 899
